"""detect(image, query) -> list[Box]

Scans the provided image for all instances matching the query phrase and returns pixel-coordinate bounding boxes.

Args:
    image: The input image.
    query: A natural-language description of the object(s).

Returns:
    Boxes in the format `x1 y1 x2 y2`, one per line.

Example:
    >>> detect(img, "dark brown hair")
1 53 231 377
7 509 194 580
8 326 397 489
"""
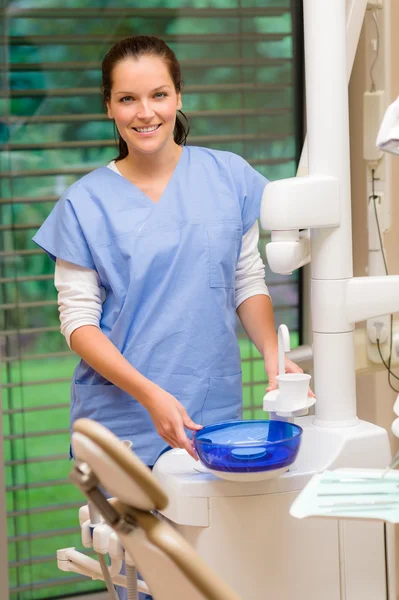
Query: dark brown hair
102 36 190 161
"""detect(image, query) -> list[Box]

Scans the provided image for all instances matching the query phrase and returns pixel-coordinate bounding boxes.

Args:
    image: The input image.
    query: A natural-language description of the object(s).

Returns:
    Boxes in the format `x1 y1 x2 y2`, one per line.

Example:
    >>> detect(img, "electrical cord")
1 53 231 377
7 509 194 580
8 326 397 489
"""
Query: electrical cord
369 9 380 93
371 169 399 393
387 313 399 393
376 339 399 383
371 178 388 275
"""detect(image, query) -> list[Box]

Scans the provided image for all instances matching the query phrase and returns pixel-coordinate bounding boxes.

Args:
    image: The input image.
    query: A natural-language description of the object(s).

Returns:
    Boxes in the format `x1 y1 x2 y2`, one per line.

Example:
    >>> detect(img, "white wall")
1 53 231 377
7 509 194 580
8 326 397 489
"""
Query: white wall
349 0 399 584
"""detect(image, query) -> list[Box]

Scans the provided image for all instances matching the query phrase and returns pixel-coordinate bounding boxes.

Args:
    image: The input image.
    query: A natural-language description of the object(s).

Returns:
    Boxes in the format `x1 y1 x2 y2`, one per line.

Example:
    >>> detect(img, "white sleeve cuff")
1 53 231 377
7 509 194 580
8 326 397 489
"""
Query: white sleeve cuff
235 221 270 309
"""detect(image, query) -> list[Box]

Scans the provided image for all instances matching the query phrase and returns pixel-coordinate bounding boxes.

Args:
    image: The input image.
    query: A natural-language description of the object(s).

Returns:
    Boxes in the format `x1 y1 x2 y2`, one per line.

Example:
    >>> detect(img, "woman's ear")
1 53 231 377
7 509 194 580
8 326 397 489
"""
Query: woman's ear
177 93 182 111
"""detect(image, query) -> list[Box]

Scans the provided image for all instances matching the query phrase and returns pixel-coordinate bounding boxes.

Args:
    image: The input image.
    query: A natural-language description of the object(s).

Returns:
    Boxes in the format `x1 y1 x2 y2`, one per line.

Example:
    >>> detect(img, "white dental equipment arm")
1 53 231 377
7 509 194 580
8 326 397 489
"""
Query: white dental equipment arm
260 0 399 430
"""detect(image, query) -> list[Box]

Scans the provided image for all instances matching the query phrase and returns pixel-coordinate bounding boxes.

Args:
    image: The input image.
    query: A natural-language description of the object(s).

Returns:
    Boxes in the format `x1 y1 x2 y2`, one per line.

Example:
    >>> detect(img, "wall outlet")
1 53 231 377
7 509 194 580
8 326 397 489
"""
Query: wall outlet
367 327 399 367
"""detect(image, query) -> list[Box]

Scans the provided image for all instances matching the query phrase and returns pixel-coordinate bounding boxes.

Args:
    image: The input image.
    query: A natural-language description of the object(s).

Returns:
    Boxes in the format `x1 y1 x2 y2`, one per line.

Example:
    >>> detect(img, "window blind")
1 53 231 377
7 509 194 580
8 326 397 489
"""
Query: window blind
0 1 303 597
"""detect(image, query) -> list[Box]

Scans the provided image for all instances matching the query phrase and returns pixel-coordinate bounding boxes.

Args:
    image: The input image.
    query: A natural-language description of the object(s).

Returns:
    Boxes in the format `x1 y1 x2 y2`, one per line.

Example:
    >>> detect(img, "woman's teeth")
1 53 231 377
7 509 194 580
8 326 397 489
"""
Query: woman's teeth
134 125 160 133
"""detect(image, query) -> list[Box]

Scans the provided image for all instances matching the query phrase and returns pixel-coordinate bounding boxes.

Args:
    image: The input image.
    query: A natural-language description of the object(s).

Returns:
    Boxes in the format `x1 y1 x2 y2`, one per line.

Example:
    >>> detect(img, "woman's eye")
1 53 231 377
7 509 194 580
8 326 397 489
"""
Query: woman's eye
120 96 133 103
154 92 166 99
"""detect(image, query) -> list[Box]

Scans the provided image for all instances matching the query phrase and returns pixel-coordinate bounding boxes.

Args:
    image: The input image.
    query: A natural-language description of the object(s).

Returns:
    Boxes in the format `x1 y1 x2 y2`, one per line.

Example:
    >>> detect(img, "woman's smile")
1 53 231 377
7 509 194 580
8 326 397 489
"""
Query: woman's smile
132 124 162 135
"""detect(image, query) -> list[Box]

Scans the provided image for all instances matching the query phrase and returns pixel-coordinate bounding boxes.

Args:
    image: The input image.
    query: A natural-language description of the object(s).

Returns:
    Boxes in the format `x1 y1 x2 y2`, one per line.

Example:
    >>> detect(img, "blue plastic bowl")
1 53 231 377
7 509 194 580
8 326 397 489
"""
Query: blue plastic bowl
193 420 303 474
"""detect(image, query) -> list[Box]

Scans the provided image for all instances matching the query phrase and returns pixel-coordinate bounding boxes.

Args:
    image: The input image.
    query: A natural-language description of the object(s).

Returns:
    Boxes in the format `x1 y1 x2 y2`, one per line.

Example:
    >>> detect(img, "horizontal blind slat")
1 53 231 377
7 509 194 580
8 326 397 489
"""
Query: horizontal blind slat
0 82 291 98
0 276 291 291
10 575 88 594
5 428 70 441
3 7 291 17
3 133 291 151
4 401 70 411
4 57 291 71
0 195 58 204
0 326 59 336
7 479 71 492
0 274 54 284
5 107 292 124
3 351 73 364
0 223 43 232
8 501 83 518
0 300 58 310
9 550 96 568
6 454 70 466
0 157 295 181
0 249 53 257
7 32 290 45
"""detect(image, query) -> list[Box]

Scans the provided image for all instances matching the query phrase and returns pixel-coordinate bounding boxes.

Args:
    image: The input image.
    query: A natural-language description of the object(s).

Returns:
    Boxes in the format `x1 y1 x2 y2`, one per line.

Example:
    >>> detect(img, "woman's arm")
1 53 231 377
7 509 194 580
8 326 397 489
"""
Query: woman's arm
55 259 201 458
235 225 304 391
237 295 304 391
235 223 278 371
235 221 270 308
69 326 201 459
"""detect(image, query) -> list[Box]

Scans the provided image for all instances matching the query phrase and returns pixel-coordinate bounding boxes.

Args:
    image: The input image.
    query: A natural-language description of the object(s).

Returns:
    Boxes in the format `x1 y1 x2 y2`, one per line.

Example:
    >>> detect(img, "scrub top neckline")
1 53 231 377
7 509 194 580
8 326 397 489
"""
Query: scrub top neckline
105 145 187 207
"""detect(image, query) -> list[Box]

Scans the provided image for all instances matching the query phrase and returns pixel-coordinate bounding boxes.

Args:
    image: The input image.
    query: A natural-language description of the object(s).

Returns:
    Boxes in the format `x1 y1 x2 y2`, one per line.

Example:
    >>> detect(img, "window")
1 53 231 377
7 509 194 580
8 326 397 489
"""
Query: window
0 1 303 597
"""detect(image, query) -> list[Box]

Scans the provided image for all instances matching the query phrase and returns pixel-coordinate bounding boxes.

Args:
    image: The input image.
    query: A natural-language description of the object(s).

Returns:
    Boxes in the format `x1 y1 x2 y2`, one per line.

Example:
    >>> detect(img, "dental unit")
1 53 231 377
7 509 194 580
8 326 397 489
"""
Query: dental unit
57 1 399 599
153 2 399 599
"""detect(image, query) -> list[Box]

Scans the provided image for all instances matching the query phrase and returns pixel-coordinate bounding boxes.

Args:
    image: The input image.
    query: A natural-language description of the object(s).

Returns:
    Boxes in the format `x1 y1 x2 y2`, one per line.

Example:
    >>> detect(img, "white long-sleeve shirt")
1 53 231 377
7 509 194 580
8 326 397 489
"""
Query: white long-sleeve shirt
55 162 270 347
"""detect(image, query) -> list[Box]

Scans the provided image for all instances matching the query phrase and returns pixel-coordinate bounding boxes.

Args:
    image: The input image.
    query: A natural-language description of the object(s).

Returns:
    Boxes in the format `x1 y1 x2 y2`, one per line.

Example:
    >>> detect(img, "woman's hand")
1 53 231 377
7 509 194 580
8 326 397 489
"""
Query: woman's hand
146 389 203 460
265 356 316 397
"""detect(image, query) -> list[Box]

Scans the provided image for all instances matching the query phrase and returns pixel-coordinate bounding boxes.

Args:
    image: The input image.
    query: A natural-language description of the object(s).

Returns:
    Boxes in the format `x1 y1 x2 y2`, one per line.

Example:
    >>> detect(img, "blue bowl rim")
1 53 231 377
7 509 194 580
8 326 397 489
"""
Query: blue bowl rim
194 419 303 448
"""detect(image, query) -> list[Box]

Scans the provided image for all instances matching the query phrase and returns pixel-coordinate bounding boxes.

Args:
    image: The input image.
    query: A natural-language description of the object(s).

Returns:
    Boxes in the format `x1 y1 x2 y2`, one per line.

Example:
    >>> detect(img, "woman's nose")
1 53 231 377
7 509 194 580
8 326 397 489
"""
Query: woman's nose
136 102 155 119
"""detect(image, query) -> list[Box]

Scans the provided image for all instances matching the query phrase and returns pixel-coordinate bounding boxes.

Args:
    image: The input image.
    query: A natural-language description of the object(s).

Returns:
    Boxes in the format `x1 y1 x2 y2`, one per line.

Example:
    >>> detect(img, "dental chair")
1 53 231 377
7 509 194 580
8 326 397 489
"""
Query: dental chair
58 418 240 600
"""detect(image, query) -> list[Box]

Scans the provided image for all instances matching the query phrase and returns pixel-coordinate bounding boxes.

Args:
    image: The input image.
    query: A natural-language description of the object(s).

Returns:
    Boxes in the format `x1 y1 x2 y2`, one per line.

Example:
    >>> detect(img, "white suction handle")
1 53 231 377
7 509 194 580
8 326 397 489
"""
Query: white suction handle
278 324 290 376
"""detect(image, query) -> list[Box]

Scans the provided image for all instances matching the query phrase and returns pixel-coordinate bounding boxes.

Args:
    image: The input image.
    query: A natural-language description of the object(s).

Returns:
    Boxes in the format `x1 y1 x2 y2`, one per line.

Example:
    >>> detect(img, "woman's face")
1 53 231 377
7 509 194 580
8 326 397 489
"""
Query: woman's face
107 55 182 157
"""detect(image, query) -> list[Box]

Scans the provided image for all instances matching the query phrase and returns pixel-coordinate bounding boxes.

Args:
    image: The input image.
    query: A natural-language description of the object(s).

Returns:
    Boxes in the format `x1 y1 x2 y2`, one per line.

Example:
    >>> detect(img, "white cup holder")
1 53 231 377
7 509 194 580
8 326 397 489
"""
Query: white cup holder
263 373 315 417
263 323 316 417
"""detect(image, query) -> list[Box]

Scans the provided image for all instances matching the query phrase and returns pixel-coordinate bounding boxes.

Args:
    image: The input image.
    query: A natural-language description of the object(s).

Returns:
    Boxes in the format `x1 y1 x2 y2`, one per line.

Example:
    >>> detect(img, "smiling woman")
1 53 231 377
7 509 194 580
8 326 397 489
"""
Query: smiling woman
33 30 306 479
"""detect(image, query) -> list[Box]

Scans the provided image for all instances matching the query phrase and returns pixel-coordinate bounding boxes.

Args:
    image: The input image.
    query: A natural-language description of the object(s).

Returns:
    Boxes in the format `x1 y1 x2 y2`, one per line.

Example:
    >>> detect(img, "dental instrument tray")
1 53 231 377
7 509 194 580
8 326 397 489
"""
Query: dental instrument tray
193 419 303 482
290 468 399 523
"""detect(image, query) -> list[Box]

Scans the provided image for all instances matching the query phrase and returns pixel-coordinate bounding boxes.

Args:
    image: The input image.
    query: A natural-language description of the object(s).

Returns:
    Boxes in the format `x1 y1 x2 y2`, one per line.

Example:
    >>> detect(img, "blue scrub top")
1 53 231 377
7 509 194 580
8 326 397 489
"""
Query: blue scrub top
33 146 268 465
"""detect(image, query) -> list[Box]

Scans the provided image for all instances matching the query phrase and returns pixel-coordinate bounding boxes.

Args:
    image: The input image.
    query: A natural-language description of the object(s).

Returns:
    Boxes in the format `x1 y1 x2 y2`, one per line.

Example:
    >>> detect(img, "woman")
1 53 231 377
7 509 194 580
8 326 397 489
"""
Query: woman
33 36 302 469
